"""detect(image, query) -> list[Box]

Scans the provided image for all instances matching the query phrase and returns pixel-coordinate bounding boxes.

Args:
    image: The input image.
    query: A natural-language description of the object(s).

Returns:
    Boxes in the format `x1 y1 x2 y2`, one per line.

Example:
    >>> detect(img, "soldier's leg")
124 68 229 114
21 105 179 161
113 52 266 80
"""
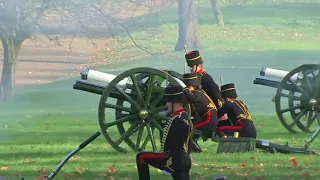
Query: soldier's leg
172 171 190 180
239 120 257 138
217 120 244 137
191 134 202 153
136 151 171 180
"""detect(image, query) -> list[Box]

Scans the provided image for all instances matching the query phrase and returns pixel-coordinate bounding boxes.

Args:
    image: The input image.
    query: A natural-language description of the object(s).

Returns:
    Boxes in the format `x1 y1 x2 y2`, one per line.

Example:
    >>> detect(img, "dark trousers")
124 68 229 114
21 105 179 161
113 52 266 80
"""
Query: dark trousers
217 119 257 138
136 151 191 180
194 110 219 138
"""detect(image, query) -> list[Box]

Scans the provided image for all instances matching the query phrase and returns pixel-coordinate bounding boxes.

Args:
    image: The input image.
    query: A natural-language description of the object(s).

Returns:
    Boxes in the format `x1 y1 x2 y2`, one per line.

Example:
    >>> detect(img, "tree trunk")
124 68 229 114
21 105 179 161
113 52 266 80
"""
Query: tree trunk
0 35 23 103
174 0 201 51
210 0 224 27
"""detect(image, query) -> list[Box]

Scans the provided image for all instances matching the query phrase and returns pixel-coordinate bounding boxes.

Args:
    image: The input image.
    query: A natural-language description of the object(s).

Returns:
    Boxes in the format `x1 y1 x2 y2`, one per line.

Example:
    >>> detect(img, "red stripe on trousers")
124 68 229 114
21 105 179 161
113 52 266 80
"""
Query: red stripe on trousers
139 153 168 163
194 110 212 128
218 120 244 133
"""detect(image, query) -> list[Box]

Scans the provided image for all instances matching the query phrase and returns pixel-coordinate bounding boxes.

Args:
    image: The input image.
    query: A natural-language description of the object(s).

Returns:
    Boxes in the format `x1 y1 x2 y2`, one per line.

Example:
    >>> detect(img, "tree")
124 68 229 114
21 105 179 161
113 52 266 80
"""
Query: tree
174 0 200 51
210 0 224 27
0 0 56 102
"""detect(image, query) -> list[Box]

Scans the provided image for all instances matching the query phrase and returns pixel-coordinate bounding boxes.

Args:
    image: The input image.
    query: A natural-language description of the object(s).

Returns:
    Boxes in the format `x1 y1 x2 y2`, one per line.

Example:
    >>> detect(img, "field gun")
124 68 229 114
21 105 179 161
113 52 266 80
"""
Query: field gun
253 64 320 134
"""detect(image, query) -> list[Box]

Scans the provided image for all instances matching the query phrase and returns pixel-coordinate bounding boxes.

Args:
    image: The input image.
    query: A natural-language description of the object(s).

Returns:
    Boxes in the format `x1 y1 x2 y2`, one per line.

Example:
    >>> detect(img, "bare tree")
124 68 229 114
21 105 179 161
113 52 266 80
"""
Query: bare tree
210 0 224 27
0 0 58 102
174 0 200 51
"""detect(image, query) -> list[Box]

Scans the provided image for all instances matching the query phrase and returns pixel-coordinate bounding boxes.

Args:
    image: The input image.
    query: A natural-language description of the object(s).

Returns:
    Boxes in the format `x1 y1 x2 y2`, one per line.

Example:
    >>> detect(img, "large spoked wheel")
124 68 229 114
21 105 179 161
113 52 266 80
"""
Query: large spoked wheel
275 64 320 133
98 67 189 153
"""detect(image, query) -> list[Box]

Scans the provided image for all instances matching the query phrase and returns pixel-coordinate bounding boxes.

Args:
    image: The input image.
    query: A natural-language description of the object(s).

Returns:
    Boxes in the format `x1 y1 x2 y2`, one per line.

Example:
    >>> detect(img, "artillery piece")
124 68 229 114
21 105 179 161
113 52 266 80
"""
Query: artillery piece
73 67 192 153
253 64 320 134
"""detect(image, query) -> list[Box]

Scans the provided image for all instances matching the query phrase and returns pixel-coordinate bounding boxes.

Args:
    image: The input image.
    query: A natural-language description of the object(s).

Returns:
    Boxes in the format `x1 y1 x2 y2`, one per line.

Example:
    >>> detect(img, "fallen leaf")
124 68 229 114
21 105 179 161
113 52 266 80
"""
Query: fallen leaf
40 168 49 176
108 164 117 174
0 166 9 170
71 156 80 161
75 167 86 175
289 157 298 167
23 157 35 163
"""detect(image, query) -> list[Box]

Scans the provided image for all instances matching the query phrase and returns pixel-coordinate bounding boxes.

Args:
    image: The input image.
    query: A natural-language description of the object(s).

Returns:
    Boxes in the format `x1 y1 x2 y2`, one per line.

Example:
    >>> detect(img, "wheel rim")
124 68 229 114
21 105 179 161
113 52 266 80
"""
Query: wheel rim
114 70 182 151
98 67 189 153
275 64 320 133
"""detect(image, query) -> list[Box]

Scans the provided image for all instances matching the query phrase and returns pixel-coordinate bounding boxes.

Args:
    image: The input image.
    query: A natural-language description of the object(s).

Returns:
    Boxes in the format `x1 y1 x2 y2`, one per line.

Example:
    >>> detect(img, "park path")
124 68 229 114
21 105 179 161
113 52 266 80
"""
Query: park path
0 0 174 89
0 36 108 88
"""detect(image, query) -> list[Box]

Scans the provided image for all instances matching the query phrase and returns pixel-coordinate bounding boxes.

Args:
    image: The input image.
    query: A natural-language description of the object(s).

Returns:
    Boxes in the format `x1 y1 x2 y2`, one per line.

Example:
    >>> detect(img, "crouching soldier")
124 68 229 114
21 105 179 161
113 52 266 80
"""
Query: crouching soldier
215 83 257 139
136 85 192 180
182 73 219 152
184 50 224 110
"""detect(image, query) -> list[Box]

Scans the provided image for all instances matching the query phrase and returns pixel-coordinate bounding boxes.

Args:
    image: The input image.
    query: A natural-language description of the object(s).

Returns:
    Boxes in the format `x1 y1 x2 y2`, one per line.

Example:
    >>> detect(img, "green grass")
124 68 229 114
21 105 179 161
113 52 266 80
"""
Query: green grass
1 1 320 179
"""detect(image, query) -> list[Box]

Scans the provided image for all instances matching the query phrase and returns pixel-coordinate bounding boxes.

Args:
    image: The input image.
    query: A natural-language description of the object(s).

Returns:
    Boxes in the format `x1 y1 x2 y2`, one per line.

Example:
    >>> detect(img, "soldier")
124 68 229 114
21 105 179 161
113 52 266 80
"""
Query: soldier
215 83 257 138
136 85 192 180
185 50 224 110
182 73 219 152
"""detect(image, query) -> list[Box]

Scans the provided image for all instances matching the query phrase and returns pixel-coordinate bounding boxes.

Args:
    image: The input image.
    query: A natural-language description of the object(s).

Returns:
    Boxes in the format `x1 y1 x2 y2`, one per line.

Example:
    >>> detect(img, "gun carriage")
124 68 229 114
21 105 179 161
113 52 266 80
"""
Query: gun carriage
253 64 320 134
73 67 192 153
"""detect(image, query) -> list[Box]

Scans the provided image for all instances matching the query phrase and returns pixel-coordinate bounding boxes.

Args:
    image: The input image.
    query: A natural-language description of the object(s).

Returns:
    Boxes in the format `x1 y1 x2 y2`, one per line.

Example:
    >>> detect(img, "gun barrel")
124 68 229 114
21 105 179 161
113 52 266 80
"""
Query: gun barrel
73 80 104 95
73 80 126 99
253 78 296 91
80 68 128 88
260 67 299 81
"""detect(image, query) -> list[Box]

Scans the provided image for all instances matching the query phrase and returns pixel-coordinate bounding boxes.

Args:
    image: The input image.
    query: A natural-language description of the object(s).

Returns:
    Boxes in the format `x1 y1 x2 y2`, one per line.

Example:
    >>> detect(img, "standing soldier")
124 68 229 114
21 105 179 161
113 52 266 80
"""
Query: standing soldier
136 85 192 180
185 50 224 110
214 83 257 139
182 73 219 152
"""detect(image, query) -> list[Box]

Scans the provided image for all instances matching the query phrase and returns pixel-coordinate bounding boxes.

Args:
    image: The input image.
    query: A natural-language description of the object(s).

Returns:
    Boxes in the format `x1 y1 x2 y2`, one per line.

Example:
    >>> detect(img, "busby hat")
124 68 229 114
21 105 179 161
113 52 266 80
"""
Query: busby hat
183 73 200 87
185 50 203 67
165 85 186 103
221 83 238 98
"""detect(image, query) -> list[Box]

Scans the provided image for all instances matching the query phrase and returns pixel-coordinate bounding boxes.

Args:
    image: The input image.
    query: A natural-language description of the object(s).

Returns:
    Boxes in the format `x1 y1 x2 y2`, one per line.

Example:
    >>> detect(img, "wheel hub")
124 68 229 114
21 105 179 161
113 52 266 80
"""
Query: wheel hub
310 99 317 106
139 109 149 119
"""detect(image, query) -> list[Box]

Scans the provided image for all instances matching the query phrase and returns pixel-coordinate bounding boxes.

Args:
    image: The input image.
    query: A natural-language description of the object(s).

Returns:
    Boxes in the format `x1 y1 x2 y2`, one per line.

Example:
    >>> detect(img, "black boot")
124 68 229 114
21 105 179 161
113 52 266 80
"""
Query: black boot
190 135 202 153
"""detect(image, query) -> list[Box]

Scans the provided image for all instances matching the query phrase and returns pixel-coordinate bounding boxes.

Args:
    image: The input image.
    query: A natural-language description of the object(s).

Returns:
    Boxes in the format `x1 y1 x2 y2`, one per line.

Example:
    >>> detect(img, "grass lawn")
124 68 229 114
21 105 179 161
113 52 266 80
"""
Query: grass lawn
1 0 320 180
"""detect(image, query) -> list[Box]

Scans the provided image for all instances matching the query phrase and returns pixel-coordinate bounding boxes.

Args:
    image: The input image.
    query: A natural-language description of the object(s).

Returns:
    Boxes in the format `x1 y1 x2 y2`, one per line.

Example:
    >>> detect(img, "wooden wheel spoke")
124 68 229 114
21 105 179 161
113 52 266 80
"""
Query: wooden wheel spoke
140 134 150 150
146 123 157 152
315 110 320 126
154 114 171 122
115 121 140 145
145 74 156 106
288 78 310 99
130 75 144 106
104 114 137 128
135 123 145 151
302 70 314 93
280 104 305 114
114 86 141 111
150 118 164 132
288 109 308 128
150 91 165 108
305 111 315 130
151 105 168 114
105 103 133 113
279 93 302 101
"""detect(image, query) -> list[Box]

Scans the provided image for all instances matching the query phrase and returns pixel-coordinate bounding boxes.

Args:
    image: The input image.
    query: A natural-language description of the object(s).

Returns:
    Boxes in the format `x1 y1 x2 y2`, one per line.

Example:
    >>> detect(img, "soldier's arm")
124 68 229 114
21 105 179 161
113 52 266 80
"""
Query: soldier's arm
217 101 232 118
201 74 223 108
183 88 198 102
